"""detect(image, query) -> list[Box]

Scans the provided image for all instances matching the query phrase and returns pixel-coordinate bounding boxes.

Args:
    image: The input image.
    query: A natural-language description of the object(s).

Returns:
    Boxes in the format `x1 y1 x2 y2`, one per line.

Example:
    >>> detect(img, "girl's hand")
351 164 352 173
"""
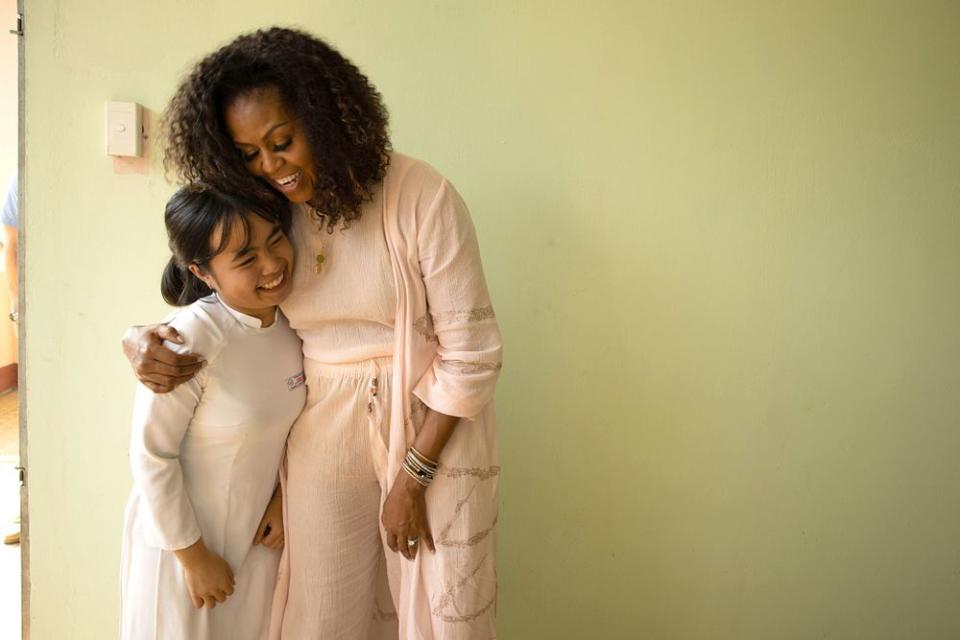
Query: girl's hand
173 538 236 609
122 324 203 393
254 487 284 550
381 471 436 560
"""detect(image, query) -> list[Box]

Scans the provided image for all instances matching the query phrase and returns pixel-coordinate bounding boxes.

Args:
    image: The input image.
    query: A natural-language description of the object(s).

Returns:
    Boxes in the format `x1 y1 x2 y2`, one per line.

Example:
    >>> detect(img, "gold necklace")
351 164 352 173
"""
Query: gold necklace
315 237 326 274
311 208 328 274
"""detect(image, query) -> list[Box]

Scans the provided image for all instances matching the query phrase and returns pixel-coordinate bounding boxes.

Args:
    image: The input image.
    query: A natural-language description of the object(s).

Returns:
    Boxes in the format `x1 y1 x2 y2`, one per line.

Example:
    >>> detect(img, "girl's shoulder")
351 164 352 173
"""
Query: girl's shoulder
163 295 235 362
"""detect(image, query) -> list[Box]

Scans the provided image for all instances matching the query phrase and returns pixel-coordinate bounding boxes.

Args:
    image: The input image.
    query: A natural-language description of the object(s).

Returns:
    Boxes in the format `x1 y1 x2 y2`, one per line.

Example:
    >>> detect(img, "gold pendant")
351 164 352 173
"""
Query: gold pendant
315 253 325 274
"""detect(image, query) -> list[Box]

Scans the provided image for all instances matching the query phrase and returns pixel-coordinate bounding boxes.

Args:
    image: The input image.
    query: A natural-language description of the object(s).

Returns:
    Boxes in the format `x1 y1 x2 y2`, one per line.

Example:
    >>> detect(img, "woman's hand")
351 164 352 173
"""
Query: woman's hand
173 538 236 609
253 487 284 549
122 324 203 393
381 471 435 560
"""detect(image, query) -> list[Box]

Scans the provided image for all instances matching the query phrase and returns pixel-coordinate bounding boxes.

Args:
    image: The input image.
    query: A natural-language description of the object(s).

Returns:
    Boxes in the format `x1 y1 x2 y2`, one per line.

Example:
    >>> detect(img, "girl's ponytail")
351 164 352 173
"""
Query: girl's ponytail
160 256 212 306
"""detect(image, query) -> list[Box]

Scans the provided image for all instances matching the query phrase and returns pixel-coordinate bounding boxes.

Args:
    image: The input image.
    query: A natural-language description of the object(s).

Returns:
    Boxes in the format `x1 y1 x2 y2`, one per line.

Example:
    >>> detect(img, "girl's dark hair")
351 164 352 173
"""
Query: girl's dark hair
163 26 391 229
161 184 290 306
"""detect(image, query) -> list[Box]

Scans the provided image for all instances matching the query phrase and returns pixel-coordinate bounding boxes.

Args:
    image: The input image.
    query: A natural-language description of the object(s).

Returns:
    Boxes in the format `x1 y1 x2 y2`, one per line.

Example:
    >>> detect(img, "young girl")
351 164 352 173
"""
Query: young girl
120 185 305 639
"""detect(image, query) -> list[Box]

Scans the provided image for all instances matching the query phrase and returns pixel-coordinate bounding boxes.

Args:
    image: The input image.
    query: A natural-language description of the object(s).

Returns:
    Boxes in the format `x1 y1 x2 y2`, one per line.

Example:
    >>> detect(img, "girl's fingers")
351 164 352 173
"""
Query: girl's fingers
423 527 436 553
253 520 268 544
203 596 215 609
214 590 226 603
264 527 283 548
192 595 204 609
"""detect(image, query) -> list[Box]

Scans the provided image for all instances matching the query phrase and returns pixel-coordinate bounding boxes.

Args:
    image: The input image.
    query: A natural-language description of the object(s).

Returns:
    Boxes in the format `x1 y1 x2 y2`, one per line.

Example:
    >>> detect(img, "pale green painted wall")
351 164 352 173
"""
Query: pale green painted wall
24 1 960 638
0 0 16 181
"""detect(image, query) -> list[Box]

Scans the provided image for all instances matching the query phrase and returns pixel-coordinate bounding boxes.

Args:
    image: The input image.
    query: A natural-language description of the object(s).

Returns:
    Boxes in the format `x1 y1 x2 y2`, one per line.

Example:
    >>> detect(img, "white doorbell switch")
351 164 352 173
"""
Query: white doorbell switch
105 101 143 157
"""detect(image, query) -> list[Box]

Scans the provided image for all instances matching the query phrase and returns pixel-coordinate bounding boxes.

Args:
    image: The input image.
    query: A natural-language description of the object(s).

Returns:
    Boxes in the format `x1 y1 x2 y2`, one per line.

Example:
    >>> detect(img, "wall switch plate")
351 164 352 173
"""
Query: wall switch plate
105 101 143 157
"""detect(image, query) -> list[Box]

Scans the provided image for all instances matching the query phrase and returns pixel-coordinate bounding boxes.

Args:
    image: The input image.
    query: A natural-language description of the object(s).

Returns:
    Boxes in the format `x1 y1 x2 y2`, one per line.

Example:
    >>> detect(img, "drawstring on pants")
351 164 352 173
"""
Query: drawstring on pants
367 369 389 483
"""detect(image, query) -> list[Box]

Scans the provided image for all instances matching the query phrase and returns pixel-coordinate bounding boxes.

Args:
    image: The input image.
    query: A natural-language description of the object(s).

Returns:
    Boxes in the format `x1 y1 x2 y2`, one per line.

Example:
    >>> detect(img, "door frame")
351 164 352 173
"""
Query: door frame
15 0 28 637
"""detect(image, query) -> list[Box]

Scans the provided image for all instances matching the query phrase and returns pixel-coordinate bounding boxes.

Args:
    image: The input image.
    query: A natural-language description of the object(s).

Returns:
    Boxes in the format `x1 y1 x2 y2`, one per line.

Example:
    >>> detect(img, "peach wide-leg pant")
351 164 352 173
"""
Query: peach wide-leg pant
270 357 498 640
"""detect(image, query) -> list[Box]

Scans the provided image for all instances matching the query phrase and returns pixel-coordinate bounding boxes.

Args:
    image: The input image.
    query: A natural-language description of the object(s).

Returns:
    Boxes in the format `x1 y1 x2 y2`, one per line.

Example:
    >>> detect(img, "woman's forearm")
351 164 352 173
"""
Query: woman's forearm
410 407 459 464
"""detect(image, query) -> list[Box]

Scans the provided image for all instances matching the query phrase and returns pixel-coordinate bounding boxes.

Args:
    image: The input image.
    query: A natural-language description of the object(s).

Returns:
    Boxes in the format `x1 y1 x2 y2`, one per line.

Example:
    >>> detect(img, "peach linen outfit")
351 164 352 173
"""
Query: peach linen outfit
270 153 502 639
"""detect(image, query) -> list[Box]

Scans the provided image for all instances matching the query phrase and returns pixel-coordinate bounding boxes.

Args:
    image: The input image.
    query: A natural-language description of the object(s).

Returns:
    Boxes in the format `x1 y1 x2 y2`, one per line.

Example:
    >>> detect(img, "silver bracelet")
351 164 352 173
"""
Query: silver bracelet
402 458 432 486
409 446 439 469
404 454 435 480
402 447 439 487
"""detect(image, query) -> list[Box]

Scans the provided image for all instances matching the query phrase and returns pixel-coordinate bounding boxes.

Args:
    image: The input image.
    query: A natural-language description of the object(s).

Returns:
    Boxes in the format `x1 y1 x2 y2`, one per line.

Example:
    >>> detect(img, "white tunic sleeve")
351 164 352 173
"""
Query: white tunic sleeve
412 178 503 419
128 304 225 550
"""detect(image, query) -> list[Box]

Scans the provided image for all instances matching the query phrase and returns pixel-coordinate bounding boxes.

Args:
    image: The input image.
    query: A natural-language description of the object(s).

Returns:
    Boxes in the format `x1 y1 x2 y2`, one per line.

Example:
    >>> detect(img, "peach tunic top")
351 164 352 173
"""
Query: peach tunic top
273 152 503 638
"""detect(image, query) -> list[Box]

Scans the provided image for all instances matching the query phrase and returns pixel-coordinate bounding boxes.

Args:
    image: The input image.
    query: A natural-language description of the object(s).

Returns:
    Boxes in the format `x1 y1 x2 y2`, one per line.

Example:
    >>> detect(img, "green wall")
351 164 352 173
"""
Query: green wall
24 1 960 637
0 0 16 180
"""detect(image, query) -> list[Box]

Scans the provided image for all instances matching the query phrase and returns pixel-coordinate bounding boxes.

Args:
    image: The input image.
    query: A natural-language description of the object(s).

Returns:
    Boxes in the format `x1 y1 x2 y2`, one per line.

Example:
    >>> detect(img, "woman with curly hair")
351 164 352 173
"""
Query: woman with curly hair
123 27 502 639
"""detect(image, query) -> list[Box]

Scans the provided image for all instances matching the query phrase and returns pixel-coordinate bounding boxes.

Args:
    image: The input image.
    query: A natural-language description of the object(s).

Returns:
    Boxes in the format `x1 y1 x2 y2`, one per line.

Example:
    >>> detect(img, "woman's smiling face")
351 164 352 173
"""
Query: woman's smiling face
225 86 317 204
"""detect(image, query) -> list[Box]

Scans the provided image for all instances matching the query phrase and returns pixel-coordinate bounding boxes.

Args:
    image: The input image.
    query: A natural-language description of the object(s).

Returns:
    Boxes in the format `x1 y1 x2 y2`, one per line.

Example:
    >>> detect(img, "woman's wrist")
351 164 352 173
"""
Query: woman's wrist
411 407 459 463
396 466 428 496
399 446 439 492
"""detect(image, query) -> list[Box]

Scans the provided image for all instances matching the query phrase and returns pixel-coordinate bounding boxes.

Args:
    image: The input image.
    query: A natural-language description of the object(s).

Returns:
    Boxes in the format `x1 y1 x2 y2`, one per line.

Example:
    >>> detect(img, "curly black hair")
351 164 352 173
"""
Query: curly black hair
163 27 391 228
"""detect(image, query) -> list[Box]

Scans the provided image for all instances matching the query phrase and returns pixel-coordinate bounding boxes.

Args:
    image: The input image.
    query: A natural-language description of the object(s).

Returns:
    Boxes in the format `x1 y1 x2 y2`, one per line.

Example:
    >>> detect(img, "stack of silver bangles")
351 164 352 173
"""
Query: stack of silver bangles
402 447 439 487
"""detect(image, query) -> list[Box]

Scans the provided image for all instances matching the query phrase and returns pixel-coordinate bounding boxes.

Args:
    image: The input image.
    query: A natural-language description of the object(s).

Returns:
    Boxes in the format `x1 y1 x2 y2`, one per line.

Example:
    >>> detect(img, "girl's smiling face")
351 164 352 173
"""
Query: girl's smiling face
225 86 318 204
189 211 295 326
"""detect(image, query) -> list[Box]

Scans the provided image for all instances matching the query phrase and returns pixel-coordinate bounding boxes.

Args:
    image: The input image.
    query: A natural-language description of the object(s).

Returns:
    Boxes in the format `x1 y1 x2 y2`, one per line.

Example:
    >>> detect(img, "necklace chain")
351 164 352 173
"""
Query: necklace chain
311 208 328 274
